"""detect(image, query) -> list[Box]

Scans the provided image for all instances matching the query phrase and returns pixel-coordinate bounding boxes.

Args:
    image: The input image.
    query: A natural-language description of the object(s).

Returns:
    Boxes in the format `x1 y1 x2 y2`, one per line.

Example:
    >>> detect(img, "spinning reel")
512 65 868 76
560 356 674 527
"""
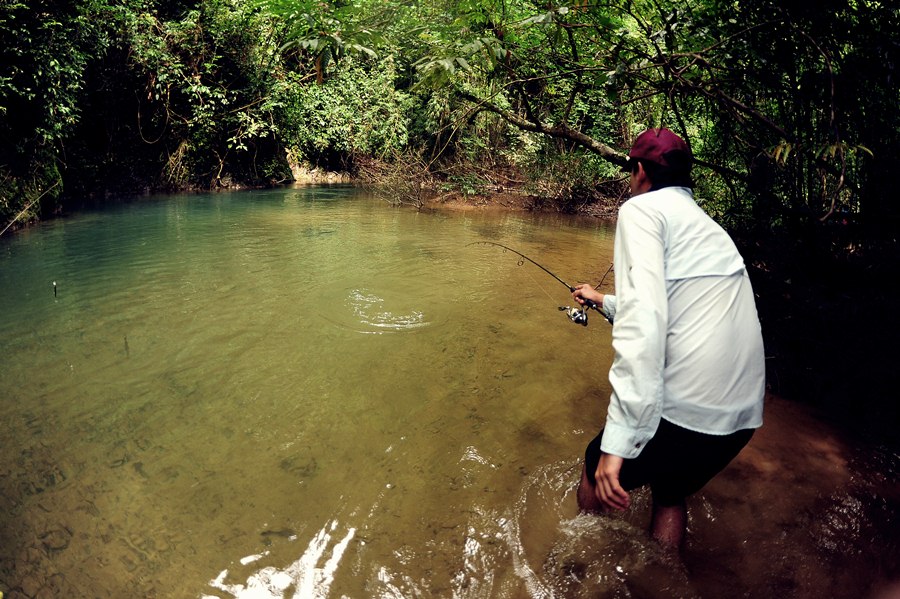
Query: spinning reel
559 305 589 326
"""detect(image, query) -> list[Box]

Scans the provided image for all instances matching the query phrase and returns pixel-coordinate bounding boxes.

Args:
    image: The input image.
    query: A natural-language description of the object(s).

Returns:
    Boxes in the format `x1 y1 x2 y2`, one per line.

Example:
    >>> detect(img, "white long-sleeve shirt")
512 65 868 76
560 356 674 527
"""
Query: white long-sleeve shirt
600 186 765 459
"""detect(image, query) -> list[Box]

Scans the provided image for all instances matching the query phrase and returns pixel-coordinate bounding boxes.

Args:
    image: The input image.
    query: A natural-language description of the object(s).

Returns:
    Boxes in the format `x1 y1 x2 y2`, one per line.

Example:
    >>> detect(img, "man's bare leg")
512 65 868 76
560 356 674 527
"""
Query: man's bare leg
650 500 686 551
579 465 687 551
576 465 604 513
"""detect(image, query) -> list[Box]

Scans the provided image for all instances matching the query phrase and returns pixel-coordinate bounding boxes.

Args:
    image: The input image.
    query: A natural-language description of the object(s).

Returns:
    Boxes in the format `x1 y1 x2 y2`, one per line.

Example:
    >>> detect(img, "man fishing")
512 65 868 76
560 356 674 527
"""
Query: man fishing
571 128 765 551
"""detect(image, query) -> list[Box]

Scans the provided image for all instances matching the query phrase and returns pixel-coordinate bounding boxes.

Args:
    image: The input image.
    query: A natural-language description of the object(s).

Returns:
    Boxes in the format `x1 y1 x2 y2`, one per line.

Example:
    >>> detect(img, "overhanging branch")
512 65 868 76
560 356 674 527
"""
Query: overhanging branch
458 90 627 167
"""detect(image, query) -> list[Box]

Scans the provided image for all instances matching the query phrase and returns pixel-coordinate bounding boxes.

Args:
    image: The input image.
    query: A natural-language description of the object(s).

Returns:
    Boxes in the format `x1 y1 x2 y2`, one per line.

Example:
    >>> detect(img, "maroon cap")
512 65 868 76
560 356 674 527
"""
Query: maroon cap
627 128 692 171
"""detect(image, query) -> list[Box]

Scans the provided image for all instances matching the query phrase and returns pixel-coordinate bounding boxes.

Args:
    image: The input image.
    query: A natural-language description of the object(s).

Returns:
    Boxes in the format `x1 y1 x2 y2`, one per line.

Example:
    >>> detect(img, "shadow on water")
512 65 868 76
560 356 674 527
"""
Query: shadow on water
0 186 897 598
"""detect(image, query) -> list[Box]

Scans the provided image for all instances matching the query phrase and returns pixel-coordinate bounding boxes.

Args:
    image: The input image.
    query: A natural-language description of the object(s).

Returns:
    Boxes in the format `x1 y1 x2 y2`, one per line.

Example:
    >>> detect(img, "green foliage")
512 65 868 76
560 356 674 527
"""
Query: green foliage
0 0 113 221
115 1 291 187
0 1 107 146
278 56 413 168
1 0 898 240
260 0 382 82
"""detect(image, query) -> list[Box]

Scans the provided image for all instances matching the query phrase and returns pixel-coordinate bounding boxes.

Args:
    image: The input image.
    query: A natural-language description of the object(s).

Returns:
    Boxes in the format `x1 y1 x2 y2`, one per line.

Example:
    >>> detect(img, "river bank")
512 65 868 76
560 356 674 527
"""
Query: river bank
419 187 622 219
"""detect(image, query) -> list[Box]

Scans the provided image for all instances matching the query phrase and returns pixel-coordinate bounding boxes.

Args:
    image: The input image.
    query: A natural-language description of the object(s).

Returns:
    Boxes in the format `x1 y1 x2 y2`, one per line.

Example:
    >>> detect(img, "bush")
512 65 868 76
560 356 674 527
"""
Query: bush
278 56 413 170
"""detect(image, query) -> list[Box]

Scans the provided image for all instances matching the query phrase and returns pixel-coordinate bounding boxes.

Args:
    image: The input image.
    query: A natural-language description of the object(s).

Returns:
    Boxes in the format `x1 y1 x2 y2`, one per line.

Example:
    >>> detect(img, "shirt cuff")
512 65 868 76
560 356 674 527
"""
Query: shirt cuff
601 294 617 324
600 420 654 459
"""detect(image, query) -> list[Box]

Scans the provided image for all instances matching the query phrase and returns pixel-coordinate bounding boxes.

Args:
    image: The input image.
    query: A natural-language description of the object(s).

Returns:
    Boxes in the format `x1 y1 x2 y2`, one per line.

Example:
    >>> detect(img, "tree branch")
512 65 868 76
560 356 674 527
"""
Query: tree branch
457 89 627 166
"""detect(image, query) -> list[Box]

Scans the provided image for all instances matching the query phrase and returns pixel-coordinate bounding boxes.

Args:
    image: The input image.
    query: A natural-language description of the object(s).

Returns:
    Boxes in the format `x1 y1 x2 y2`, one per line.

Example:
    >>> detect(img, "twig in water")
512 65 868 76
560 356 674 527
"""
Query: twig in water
0 179 62 237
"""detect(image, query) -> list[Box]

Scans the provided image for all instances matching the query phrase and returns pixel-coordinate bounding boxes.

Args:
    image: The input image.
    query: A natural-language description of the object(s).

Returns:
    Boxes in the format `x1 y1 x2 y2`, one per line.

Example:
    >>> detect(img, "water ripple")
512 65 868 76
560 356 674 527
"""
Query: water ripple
343 288 430 333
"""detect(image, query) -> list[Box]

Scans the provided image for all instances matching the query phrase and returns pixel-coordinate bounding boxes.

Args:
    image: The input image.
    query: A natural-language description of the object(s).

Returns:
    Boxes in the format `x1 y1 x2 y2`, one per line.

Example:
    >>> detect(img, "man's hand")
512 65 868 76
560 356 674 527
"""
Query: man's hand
572 284 604 307
594 453 631 511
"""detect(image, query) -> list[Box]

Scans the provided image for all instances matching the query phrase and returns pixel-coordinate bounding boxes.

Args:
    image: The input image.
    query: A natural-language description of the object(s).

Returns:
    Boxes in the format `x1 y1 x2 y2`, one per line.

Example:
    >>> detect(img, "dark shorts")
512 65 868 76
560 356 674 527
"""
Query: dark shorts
584 418 754 506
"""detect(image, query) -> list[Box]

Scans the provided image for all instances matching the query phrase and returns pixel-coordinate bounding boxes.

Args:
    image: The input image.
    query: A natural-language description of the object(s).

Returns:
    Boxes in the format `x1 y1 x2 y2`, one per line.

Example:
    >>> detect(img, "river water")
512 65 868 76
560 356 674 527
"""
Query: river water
0 186 896 598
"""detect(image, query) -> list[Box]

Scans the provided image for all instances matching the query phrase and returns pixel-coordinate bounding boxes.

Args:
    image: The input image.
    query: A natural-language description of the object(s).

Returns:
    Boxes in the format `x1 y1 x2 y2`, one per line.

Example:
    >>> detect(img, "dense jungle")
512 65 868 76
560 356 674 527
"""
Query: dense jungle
2 0 899 444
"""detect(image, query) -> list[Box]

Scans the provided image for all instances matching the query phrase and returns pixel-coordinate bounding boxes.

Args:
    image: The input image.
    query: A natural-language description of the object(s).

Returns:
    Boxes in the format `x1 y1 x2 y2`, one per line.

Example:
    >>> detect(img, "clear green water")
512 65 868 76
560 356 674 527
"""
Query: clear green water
0 186 896 598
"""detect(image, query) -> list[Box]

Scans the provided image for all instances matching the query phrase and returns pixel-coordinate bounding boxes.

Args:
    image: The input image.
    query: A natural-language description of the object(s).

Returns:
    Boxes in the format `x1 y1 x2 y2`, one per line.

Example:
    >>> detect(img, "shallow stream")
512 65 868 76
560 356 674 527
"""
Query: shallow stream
0 186 896 598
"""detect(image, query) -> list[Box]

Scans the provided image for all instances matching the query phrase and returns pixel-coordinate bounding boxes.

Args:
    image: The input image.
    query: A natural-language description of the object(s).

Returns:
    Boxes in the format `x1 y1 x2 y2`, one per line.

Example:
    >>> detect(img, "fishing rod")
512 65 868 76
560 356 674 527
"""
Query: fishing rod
467 241 611 327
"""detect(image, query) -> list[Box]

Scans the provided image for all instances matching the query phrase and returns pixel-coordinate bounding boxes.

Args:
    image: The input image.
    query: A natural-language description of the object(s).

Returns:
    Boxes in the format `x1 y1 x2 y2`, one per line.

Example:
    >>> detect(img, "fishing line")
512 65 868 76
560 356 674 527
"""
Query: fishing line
468 241 578 291
529 270 560 305
467 241 610 326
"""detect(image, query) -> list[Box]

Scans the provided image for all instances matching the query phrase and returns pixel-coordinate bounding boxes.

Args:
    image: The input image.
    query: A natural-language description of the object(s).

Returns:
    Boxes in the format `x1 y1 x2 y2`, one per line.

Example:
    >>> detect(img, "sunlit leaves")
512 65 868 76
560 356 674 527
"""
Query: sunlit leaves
278 57 412 163
772 141 793 165
254 0 384 83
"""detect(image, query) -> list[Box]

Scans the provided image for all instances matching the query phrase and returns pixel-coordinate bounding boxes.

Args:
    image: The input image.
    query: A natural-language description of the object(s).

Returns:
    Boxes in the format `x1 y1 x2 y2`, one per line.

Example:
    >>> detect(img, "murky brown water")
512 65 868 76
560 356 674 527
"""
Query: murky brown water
0 186 896 598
